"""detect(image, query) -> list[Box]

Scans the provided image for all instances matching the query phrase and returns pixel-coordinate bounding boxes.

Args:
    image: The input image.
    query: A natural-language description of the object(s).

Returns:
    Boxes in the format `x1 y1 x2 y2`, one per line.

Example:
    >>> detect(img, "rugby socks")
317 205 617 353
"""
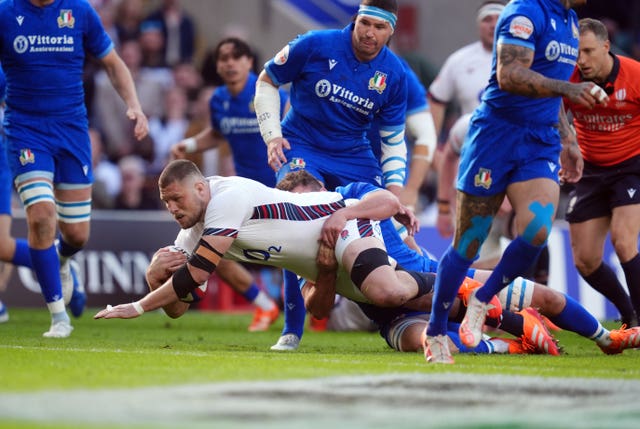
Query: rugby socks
495 310 524 338
11 238 33 269
582 262 636 326
57 235 82 264
242 284 277 311
30 245 69 323
281 269 306 339
475 237 543 304
426 246 472 336
548 294 599 338
620 254 640 323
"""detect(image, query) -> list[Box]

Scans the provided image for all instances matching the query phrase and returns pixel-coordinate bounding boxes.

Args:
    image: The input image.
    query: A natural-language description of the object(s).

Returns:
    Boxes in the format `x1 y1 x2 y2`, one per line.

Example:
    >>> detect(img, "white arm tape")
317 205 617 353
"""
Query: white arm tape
254 80 283 144
379 127 407 188
406 110 437 163
132 301 145 315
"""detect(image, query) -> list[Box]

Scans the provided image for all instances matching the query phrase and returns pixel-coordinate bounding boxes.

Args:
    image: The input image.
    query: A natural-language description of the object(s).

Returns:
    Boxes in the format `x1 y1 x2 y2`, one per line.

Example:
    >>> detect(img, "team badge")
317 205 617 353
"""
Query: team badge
474 168 492 189
19 148 35 166
248 98 255 113
572 20 579 39
340 229 349 240
289 157 306 170
274 45 289 65
57 10 75 28
368 71 387 94
509 16 533 40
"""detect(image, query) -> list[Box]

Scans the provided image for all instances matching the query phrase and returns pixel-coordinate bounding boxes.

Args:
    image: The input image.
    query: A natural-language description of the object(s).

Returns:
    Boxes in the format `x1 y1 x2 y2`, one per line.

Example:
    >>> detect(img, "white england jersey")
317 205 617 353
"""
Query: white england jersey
428 41 492 114
174 176 383 303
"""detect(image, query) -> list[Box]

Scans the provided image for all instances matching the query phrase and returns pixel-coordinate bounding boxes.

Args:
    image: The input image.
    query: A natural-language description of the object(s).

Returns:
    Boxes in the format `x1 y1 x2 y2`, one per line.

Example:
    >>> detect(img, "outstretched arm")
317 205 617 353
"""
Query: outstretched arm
95 236 234 319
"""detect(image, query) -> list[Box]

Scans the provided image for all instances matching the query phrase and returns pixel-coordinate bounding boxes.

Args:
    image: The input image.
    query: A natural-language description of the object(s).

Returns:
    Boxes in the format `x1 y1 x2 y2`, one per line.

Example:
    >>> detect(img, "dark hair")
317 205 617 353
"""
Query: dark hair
276 171 324 192
213 37 254 63
360 0 398 15
578 18 609 41
159 160 203 189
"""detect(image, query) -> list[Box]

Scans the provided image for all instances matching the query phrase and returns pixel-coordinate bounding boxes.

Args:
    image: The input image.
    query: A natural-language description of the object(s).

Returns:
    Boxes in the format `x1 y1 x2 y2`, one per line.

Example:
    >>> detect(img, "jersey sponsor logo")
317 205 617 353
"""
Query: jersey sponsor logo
274 45 289 65
219 116 260 135
315 79 375 115
57 10 75 29
547 161 556 173
544 40 577 65
16 15 24 26
328 59 337 70
368 71 387 94
19 148 35 166
508 16 534 40
474 167 492 189
13 34 75 54
573 110 632 132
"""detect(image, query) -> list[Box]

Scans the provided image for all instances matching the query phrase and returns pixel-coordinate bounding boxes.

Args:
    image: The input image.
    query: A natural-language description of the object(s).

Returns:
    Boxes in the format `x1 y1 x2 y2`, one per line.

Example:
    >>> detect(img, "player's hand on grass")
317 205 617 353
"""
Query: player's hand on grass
94 303 142 320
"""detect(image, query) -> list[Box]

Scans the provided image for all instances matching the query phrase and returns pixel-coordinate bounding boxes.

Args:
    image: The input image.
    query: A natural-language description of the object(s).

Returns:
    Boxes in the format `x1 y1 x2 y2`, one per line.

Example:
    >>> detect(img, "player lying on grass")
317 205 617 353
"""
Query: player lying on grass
95 159 438 322
276 171 640 356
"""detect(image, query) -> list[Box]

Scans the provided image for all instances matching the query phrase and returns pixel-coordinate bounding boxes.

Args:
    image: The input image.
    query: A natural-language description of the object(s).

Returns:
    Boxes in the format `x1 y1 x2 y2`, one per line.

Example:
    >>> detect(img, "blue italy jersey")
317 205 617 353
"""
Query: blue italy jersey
209 72 287 187
0 63 5 104
481 0 579 125
369 58 427 160
0 0 113 117
265 23 407 152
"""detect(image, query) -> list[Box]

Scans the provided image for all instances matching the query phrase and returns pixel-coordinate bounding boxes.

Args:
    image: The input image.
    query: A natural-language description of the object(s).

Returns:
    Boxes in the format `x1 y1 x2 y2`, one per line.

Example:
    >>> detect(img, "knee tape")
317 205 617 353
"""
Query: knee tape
17 180 55 208
522 201 554 244
350 247 391 289
386 315 428 352
56 198 92 224
498 276 534 312
455 215 493 259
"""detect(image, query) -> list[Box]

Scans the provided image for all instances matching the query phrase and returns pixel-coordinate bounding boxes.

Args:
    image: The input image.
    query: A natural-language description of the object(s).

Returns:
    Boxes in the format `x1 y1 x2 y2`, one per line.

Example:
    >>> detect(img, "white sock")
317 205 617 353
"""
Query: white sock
253 291 276 311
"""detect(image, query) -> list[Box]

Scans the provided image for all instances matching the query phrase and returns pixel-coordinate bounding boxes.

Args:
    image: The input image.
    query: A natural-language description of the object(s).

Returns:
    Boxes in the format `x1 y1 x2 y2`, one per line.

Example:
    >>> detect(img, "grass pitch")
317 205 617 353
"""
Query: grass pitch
1 308 639 428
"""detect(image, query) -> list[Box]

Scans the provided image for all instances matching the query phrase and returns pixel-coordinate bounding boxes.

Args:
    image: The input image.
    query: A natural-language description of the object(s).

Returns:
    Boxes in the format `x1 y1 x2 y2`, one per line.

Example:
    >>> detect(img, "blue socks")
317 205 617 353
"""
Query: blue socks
548 293 599 338
242 284 260 302
476 237 543 303
282 269 306 338
29 245 63 303
11 238 33 269
426 246 473 336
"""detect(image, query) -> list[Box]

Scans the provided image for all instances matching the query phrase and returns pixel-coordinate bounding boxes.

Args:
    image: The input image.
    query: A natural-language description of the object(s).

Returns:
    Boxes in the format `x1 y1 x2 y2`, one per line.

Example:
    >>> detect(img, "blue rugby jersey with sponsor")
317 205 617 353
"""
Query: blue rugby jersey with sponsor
264 23 408 153
481 0 579 125
209 72 288 187
0 0 113 117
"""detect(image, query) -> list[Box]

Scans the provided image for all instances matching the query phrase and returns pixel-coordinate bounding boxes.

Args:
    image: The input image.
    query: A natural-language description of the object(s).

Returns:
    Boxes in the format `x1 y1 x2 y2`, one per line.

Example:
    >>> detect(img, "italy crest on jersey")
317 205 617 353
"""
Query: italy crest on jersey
368 71 387 94
57 10 75 29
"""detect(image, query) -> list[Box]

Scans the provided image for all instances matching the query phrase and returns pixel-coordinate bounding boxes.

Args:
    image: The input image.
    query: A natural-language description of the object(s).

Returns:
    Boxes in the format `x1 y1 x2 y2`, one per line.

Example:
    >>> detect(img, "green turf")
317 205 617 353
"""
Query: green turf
1 308 639 394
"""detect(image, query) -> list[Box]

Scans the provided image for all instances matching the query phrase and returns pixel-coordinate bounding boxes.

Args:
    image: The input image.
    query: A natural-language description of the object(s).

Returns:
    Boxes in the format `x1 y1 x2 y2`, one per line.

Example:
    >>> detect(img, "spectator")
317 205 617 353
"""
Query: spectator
145 0 197 67
114 156 161 211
